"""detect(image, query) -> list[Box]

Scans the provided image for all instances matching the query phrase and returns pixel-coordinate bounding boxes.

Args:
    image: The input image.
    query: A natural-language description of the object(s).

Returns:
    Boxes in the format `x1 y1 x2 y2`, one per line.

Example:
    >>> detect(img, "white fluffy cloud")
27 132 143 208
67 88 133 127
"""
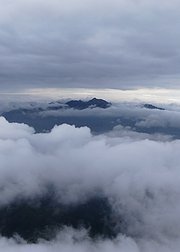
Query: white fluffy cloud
0 117 180 250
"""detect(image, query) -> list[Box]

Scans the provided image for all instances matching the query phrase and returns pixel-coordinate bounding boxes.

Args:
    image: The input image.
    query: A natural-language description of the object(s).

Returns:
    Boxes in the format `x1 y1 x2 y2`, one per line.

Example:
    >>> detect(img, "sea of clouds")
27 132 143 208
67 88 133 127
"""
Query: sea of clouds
0 116 180 251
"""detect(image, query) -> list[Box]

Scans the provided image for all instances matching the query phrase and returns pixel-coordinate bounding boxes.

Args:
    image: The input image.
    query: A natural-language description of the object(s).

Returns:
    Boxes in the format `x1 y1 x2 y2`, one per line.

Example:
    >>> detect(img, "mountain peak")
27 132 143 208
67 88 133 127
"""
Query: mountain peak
143 104 165 110
66 98 111 110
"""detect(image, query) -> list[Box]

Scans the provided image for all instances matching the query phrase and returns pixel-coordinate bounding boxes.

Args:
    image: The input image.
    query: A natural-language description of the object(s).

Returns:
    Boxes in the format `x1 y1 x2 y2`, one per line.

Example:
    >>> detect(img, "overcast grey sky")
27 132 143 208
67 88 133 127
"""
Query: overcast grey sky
1 0 180 91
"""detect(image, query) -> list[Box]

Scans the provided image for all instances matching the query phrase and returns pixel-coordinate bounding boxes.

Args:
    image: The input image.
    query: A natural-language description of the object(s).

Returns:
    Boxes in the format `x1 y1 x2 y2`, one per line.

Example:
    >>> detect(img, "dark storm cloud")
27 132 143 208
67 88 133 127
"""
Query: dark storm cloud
0 0 180 91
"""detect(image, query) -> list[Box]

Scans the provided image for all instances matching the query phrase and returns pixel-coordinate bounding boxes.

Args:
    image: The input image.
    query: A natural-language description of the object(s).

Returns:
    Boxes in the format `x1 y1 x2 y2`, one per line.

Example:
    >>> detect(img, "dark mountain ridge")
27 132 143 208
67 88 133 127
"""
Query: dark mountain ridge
66 98 111 110
143 104 165 110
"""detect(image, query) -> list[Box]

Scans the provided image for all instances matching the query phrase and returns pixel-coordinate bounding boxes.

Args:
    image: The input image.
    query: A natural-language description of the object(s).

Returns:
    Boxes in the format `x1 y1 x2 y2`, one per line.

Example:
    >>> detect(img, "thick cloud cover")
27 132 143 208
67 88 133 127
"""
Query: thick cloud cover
1 0 180 90
0 117 180 250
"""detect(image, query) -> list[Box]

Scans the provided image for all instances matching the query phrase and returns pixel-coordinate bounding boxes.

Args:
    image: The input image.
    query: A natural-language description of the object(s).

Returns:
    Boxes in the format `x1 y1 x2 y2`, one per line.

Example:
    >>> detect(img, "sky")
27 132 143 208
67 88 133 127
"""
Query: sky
0 0 180 92
1 88 180 105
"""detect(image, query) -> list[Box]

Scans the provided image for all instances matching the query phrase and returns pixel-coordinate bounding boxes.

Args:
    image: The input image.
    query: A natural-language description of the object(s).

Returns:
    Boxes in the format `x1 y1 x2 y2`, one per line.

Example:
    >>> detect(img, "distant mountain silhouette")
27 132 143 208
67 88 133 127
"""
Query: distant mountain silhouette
4 99 179 138
1 98 113 133
66 98 111 110
143 104 165 110
47 98 111 111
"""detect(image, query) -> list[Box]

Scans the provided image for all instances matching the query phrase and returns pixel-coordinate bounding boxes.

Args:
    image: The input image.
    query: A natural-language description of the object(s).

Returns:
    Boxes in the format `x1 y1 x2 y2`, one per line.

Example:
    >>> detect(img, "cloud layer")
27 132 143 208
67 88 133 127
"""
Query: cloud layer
0 117 180 250
1 0 180 90
1 228 180 252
